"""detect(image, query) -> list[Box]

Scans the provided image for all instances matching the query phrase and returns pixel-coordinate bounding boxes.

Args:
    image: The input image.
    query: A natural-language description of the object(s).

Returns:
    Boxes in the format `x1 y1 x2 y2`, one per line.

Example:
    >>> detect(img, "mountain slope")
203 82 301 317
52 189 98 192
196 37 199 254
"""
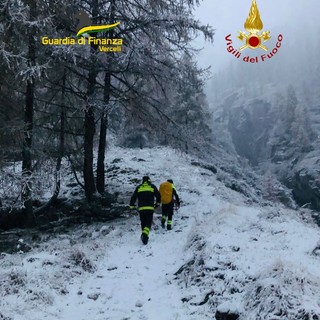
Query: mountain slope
1 146 320 320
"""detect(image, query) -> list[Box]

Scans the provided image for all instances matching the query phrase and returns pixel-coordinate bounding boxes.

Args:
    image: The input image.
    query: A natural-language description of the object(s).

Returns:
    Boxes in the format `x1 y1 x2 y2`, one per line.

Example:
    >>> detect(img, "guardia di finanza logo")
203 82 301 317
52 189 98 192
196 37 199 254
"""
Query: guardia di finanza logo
41 10 122 53
225 0 283 63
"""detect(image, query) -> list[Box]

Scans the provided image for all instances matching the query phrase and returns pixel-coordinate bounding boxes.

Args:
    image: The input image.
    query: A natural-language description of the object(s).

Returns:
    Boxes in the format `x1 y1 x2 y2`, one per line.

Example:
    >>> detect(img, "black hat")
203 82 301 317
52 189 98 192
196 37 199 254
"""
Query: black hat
142 176 151 183
167 179 173 184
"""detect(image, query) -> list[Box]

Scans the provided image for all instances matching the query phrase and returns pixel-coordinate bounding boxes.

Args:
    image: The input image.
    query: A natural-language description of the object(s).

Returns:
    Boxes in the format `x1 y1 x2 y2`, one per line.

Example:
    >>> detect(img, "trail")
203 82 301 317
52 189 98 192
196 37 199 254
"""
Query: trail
55 211 194 320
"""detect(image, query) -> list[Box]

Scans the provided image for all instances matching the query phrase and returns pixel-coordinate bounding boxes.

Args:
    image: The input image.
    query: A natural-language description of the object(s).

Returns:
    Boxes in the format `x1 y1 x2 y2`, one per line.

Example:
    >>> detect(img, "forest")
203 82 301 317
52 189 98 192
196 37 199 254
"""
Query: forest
0 0 214 227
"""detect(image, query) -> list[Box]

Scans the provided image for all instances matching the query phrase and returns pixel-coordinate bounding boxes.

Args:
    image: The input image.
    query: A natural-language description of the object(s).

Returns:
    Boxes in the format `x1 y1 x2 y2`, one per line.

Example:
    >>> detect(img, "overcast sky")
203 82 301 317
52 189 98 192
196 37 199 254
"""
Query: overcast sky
194 0 320 73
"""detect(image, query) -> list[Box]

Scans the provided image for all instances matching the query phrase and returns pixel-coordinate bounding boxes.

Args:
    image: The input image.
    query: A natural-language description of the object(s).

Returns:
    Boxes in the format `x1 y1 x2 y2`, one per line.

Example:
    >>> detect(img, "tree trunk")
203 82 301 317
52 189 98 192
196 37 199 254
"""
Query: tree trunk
96 0 115 194
55 71 66 198
185 116 189 152
35 70 66 215
22 0 36 226
83 103 96 201
83 1 99 201
96 72 110 193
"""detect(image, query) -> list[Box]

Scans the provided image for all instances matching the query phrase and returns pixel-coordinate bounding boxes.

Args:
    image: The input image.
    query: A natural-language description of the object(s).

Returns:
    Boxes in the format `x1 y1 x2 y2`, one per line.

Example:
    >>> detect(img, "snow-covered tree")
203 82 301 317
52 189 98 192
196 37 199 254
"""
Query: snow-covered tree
0 0 54 223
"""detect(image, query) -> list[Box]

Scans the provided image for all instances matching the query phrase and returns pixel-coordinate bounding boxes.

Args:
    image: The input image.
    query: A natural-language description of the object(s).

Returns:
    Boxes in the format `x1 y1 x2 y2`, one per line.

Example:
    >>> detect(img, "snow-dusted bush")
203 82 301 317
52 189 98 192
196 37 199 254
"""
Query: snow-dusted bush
70 247 96 273
242 262 320 320
0 270 26 296
25 289 54 305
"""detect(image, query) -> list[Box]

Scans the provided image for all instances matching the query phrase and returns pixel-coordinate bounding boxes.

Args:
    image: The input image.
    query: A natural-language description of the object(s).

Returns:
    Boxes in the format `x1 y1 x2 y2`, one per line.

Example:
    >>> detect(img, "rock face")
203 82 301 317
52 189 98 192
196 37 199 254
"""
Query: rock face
228 99 273 166
215 310 240 320
213 90 320 212
286 154 320 210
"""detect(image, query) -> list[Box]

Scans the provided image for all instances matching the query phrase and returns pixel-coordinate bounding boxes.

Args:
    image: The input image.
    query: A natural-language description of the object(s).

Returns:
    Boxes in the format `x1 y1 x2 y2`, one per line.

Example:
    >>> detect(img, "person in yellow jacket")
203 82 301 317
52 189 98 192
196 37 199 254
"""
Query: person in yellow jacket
159 179 180 230
130 176 161 244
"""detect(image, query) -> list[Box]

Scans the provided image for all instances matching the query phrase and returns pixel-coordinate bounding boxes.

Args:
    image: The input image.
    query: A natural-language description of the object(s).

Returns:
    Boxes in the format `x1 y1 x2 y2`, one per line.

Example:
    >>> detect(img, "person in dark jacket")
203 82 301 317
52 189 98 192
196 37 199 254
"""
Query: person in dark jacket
130 176 161 244
159 179 180 230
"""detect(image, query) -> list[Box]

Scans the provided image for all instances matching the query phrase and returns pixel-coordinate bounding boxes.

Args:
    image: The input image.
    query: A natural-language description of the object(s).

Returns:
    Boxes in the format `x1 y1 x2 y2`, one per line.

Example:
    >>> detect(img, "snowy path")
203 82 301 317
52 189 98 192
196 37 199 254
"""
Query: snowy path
54 213 194 320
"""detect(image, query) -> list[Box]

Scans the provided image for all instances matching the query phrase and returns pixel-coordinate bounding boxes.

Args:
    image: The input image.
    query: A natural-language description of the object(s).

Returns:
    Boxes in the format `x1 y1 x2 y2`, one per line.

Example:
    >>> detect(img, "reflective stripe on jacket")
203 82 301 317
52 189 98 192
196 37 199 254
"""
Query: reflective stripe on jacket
130 182 161 211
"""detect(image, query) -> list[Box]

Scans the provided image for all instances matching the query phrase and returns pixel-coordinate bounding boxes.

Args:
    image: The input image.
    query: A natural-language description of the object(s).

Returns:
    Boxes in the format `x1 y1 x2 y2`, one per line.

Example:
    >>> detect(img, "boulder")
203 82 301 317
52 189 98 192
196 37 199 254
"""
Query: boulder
215 310 240 320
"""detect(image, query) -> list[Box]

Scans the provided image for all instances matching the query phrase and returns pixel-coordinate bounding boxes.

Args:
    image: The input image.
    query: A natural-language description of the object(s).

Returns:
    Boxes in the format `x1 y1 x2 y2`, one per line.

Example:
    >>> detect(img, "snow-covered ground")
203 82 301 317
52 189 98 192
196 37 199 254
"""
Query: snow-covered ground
1 146 320 319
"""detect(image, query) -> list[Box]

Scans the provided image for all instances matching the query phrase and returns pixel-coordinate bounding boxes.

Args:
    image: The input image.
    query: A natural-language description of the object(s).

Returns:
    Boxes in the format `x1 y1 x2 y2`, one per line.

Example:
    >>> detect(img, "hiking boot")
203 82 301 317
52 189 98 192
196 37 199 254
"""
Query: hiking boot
141 233 148 245
161 221 165 228
167 224 172 231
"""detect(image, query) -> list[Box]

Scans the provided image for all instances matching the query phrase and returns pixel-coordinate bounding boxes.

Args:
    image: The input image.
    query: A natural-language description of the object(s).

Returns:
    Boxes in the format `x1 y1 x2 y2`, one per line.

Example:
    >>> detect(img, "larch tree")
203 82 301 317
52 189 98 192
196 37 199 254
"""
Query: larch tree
0 0 54 224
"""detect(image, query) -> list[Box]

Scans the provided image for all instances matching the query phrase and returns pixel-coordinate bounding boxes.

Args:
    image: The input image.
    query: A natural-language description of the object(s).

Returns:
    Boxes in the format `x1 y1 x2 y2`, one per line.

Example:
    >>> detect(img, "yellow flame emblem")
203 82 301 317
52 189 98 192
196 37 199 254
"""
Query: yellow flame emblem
238 0 271 51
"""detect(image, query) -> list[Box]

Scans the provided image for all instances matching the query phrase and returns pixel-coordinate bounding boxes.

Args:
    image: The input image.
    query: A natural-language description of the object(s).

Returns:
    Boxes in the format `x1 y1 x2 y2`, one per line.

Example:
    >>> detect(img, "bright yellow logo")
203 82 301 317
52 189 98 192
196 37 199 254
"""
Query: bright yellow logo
76 22 120 38
237 0 271 51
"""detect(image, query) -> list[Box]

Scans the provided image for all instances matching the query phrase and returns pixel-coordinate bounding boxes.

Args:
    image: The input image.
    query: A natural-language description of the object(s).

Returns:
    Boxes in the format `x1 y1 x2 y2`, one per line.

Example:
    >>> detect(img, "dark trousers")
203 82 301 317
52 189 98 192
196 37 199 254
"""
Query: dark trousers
162 203 174 223
139 210 154 237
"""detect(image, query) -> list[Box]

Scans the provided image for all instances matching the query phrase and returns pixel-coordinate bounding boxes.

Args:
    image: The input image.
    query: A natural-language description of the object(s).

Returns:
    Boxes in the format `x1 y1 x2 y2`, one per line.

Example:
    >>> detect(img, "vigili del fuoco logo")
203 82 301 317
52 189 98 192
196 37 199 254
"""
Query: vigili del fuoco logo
225 0 283 63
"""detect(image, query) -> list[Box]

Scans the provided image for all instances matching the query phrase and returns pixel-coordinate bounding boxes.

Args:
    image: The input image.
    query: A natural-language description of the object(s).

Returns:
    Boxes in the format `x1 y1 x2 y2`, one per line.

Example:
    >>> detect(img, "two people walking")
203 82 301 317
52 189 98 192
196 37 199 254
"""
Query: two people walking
130 176 180 245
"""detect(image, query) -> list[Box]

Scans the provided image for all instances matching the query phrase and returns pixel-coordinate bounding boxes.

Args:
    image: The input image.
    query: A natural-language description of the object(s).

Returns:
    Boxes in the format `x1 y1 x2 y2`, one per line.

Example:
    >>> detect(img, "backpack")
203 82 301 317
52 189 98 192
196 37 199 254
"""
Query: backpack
159 181 173 204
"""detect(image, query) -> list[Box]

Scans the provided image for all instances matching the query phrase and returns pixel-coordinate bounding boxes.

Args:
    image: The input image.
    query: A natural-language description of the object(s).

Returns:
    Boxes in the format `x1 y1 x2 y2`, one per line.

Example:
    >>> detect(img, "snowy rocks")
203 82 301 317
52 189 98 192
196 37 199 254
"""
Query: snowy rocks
100 226 111 236
106 165 121 173
0 313 13 320
286 154 320 211
111 158 122 164
60 288 69 295
130 157 146 162
17 239 32 253
87 293 100 301
107 263 118 271
135 300 144 308
190 161 217 174
312 245 320 256
215 310 239 320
